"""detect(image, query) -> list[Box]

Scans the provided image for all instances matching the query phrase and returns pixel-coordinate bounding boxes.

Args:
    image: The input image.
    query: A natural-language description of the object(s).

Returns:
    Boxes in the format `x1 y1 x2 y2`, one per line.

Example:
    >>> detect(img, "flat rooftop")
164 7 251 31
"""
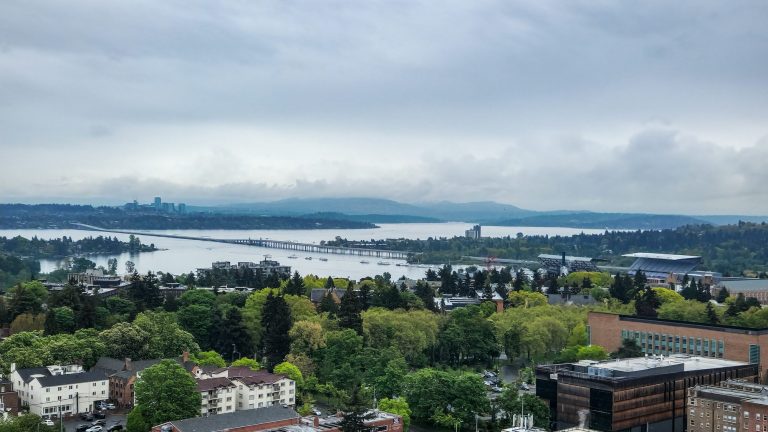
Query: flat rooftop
623 252 701 260
561 355 751 380
586 355 745 373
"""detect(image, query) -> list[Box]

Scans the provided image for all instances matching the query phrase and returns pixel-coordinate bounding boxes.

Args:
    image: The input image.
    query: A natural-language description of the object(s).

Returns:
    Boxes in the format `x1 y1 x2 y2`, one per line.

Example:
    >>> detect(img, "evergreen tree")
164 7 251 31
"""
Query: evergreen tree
545 276 559 295
163 294 180 312
77 295 99 329
513 270 526 291
338 285 363 335
532 271 543 292
705 302 719 324
633 271 648 292
716 286 730 303
634 286 660 318
216 307 255 360
261 293 292 370
482 277 494 300
726 293 748 317
414 281 436 312
609 273 633 304
324 276 335 289
319 291 339 316
696 280 712 302
358 284 371 311
425 269 438 281
612 338 642 359
285 271 306 296
340 386 374 432
680 279 698 300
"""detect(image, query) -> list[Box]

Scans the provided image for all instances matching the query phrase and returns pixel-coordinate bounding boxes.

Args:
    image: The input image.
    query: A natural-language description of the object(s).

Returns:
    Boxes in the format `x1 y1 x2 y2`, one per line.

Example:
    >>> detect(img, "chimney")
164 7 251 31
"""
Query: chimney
561 252 566 267
124 358 133 371
182 351 190 363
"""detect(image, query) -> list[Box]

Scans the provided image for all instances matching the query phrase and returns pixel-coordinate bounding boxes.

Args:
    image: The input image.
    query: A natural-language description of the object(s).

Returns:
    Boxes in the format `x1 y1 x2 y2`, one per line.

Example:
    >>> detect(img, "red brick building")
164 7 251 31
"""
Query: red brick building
152 405 404 432
0 379 20 416
588 312 768 380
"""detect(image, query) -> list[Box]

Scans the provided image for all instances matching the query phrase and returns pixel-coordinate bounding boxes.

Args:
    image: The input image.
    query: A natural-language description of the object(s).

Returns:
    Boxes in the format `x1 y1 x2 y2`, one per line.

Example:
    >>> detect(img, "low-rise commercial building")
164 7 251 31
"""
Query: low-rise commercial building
151 405 403 432
536 355 759 432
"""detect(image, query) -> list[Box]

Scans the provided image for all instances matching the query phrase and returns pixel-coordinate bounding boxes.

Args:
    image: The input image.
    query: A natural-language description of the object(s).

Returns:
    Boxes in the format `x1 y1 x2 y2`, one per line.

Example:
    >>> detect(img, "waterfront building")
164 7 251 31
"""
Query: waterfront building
536 355 759 432
588 312 768 380
465 224 482 239
201 260 291 278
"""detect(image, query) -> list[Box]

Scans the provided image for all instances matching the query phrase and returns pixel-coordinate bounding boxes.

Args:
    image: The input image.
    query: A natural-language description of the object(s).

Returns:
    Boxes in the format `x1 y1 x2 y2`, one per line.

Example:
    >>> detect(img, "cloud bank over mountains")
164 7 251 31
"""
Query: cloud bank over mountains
1 1 766 214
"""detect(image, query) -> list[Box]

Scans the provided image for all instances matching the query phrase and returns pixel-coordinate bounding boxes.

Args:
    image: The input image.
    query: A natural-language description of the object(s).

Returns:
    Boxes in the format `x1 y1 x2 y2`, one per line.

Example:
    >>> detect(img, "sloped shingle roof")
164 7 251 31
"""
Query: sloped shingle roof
163 405 299 432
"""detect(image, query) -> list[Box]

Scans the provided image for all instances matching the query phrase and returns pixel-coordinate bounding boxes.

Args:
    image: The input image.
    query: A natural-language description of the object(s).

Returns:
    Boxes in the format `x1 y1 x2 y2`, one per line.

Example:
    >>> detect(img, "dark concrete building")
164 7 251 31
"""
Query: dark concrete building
536 355 759 432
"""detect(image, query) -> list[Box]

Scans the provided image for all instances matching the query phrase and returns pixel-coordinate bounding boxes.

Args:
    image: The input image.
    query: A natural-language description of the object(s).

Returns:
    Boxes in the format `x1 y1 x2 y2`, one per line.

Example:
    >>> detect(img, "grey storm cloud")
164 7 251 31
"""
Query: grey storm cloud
0 0 766 214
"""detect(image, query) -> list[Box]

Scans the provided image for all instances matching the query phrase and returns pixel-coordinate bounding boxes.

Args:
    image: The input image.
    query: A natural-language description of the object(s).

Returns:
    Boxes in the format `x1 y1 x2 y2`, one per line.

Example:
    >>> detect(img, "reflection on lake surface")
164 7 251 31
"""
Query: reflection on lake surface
0 223 606 280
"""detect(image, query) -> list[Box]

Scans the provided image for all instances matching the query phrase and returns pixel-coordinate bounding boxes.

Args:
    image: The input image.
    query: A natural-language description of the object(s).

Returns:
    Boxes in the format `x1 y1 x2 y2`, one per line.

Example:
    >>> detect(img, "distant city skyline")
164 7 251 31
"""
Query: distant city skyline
1 1 767 214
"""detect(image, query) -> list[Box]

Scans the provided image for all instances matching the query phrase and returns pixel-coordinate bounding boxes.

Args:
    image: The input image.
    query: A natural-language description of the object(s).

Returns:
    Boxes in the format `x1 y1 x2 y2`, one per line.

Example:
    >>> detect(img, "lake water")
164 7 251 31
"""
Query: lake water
0 223 606 280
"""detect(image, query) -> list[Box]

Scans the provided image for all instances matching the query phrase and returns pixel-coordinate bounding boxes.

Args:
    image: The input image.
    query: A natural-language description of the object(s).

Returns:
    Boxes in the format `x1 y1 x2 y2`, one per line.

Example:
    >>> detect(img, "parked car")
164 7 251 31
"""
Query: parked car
519 383 530 391
92 419 107 426
107 425 124 432
106 403 116 410
491 386 504 393
86 426 103 432
42 419 55 426
76 425 91 432
80 413 94 421
94 411 106 419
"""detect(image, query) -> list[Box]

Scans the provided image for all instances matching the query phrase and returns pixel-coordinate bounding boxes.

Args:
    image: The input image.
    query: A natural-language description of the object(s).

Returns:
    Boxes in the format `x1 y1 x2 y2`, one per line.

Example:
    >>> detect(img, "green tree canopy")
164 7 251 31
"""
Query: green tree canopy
133 359 201 427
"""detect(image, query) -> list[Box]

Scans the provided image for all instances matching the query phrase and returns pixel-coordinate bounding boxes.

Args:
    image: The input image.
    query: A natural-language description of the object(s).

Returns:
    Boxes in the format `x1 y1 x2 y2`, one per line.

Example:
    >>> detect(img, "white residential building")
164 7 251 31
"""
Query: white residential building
10 363 108 418
194 367 295 415
198 377 237 415
233 373 295 410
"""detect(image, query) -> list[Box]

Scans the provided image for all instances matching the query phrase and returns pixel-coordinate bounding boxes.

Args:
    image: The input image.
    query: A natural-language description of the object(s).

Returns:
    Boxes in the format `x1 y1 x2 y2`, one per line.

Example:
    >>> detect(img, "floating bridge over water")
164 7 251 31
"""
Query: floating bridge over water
72 223 414 259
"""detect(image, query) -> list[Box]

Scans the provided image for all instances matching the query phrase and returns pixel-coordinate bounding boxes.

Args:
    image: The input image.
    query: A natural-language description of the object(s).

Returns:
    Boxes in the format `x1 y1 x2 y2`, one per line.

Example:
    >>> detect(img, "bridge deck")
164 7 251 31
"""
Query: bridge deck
71 223 415 259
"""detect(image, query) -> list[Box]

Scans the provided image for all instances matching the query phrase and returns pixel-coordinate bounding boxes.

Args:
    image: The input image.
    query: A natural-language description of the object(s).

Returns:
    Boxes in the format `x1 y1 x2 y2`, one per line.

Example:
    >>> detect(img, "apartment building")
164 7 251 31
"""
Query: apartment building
10 363 109 417
195 367 295 416
687 380 768 432
233 372 296 410
198 377 237 415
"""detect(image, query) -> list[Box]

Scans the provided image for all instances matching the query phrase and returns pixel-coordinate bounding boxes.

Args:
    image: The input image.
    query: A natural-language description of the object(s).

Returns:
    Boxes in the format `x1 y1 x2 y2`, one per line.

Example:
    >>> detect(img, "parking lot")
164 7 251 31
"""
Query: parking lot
60 412 126 432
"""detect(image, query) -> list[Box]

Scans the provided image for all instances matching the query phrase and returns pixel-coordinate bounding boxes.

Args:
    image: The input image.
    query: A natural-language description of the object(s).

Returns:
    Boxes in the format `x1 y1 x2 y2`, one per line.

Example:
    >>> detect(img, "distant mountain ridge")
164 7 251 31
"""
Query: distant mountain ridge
204 197 768 230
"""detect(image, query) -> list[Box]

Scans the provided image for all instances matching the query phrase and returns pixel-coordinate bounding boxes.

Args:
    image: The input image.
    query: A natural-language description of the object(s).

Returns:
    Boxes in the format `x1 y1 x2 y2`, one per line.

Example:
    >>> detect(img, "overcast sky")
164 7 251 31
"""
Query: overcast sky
1 1 767 214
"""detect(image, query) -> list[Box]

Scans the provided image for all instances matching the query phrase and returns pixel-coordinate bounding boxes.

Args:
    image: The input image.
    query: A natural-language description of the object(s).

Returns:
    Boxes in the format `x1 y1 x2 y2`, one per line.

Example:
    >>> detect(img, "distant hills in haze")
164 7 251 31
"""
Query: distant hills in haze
190 197 768 230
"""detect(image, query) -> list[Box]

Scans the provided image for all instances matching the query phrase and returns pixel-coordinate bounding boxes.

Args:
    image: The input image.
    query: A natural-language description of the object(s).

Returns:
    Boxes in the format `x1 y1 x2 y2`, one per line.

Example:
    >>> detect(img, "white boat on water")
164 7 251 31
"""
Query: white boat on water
360 260 370 264
288 254 298 259
305 257 312 260
377 261 391 266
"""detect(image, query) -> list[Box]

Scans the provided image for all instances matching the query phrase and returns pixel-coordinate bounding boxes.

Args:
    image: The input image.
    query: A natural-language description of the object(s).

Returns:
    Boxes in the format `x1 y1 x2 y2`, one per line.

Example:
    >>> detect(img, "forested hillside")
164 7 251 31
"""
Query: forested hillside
326 222 768 275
